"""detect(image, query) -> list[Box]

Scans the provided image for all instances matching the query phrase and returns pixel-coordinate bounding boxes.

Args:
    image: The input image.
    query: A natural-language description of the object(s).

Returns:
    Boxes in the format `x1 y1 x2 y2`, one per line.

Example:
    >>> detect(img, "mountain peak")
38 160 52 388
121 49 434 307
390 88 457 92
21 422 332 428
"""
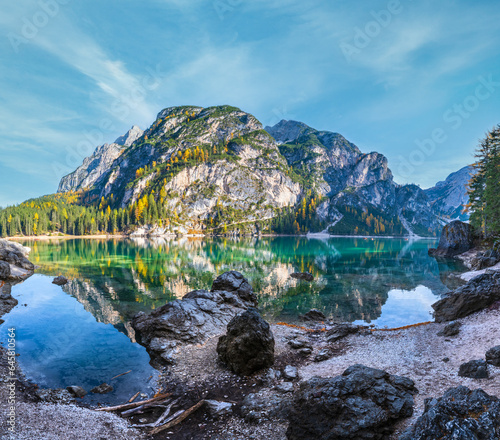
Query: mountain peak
114 125 143 147
265 119 310 144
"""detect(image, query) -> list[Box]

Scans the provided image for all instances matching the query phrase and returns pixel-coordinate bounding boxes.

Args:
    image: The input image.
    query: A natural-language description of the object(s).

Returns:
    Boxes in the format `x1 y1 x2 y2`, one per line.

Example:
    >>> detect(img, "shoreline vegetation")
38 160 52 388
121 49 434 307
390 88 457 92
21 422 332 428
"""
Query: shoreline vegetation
5 232 437 241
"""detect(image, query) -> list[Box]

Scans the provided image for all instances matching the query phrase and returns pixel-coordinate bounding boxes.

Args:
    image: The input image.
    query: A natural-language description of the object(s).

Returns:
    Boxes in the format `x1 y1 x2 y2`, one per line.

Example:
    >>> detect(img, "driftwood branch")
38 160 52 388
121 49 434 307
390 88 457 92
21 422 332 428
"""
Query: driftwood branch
95 393 171 412
150 400 205 435
128 391 140 403
121 398 172 417
110 370 132 380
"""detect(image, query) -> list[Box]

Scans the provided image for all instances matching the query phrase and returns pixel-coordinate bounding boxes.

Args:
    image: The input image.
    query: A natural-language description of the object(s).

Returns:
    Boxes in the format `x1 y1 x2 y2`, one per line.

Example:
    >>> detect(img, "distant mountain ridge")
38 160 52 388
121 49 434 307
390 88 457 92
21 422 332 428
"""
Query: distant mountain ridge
55 106 473 237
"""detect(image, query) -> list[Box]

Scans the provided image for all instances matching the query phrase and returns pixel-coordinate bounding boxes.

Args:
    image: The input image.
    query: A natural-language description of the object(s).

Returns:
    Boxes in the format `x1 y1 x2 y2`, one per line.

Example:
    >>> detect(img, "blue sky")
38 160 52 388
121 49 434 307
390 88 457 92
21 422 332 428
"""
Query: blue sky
1 0 499 207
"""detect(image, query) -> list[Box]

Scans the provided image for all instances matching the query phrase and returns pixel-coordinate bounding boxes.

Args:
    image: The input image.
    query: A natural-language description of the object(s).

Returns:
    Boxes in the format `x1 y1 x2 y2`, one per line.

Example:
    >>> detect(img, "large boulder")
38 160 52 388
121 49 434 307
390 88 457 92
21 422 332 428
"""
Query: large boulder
0 239 34 282
432 272 500 322
428 221 474 258
217 308 275 376
401 386 500 440
286 364 418 440
131 271 258 367
458 359 489 379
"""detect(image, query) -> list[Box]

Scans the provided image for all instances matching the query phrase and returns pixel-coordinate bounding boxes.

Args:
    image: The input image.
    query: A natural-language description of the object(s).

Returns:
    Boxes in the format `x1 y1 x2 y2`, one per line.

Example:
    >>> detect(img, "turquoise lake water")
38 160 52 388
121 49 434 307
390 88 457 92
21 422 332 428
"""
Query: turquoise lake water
0 236 466 404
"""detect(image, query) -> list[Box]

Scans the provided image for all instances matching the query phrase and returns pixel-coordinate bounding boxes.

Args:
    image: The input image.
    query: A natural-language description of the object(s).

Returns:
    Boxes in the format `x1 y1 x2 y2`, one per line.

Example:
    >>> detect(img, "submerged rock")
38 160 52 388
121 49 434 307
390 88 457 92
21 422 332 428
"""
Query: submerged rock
131 271 258 367
485 345 500 367
432 272 500 322
428 221 474 258
286 364 418 440
401 386 500 440
52 276 69 286
91 383 113 394
458 359 489 379
66 386 87 398
217 308 275 376
290 272 314 282
299 308 326 321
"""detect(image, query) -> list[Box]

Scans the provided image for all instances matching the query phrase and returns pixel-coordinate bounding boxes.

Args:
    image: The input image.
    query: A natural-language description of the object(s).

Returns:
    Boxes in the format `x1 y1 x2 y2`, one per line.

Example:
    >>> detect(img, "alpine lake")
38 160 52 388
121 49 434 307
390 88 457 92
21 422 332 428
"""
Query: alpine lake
0 236 467 405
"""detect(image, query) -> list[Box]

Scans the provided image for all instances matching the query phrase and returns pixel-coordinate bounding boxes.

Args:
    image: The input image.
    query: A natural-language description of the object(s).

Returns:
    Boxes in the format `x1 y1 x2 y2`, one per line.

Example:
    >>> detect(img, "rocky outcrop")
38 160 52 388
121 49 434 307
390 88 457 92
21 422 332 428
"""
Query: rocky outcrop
0 239 34 282
424 165 475 221
131 271 258 366
470 245 500 270
429 220 474 258
432 272 500 322
401 386 500 440
217 308 275 376
286 364 417 440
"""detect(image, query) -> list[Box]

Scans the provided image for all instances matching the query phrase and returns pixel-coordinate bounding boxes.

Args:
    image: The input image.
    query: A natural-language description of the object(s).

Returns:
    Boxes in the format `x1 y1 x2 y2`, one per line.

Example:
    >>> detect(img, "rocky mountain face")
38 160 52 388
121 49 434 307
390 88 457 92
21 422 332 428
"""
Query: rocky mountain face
58 126 144 192
424 166 474 221
57 106 469 236
266 120 440 236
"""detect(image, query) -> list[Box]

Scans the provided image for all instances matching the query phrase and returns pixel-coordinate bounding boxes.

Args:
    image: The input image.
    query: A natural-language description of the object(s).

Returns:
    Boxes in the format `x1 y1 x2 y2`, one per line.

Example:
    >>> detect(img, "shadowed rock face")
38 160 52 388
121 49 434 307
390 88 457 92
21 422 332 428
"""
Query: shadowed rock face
401 386 500 440
131 271 258 367
429 221 474 258
432 272 500 322
286 364 418 440
217 308 275 376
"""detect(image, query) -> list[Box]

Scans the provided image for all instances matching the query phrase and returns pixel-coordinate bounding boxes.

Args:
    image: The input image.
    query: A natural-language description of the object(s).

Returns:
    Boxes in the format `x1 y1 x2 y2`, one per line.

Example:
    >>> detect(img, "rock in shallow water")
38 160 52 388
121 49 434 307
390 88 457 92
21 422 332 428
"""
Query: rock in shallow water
428 220 474 258
131 271 258 367
217 308 275 376
52 276 69 286
401 386 500 440
286 364 418 440
90 383 113 394
66 386 87 398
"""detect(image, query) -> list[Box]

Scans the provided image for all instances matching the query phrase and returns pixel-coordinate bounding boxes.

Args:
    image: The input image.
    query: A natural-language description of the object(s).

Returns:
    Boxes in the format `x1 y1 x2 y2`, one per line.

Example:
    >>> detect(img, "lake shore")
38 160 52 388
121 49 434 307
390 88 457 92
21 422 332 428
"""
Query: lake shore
1 243 499 439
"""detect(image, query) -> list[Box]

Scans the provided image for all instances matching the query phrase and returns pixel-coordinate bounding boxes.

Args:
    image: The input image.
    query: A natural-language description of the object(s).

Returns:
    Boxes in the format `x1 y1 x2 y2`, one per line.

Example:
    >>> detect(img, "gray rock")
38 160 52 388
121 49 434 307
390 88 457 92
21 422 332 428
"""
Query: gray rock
298 347 312 357
217 308 275 376
437 321 461 337
299 308 326 321
132 271 258 367
288 338 311 349
90 383 113 394
66 386 87 398
0 282 18 325
313 349 331 362
485 345 500 367
428 221 474 258
432 272 500 322
275 382 294 393
241 391 291 423
286 364 418 440
471 247 500 270
458 359 489 379
290 272 314 282
326 323 361 342
0 261 11 279
36 388 75 404
0 239 34 282
204 400 233 417
52 276 69 286
401 386 500 440
282 365 298 381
